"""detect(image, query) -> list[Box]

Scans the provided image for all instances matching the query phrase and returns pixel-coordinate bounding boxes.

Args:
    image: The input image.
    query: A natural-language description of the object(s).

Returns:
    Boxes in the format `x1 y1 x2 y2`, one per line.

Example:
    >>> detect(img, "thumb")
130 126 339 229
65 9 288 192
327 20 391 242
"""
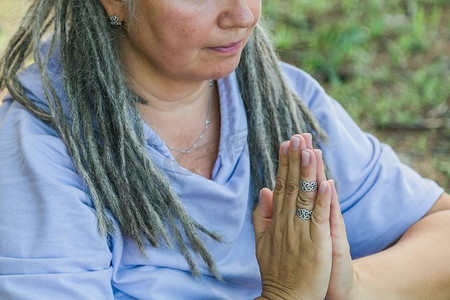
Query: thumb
252 188 273 239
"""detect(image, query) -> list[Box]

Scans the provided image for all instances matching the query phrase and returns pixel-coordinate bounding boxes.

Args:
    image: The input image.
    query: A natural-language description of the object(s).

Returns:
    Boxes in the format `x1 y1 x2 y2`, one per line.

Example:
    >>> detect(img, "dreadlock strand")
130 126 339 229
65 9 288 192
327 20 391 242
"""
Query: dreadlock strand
0 0 332 280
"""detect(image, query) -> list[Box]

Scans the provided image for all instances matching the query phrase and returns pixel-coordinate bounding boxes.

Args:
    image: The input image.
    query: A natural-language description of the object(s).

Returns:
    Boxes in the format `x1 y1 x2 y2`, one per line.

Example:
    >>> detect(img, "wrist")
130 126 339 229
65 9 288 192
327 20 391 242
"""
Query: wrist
260 282 300 300
260 287 296 300
350 271 363 300
350 259 366 300
259 291 297 300
260 284 317 300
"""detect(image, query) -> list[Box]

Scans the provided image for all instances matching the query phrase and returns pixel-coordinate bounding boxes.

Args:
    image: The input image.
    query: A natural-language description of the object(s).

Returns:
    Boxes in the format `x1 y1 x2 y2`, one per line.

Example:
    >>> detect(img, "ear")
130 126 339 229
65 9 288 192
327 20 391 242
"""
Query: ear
99 0 126 21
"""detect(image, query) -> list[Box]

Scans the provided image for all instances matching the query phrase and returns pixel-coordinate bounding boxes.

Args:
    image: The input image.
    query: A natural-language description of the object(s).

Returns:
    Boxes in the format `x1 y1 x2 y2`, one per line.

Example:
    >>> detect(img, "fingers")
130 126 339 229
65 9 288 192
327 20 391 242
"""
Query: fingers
253 188 274 240
254 134 335 300
272 133 325 225
314 149 327 184
282 135 308 215
303 133 313 149
299 134 325 187
326 181 355 300
297 148 318 211
330 180 349 250
293 133 318 213
272 141 289 215
309 180 333 243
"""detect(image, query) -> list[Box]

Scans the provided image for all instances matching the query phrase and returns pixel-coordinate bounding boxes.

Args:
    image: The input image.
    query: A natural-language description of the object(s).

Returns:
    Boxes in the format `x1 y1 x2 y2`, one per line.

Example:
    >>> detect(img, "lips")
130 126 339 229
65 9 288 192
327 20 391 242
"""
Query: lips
208 41 242 54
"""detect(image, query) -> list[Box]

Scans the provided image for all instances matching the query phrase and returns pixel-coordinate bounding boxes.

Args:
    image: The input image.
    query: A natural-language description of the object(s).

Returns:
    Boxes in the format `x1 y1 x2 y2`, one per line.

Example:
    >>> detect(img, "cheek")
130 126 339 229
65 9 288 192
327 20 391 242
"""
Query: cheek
163 10 213 47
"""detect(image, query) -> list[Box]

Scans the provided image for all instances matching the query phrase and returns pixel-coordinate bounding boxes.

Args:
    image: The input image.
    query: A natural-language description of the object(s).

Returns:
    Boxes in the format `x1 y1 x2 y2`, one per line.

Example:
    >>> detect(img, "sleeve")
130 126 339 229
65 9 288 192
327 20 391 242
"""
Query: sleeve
280 63 445 258
0 100 114 299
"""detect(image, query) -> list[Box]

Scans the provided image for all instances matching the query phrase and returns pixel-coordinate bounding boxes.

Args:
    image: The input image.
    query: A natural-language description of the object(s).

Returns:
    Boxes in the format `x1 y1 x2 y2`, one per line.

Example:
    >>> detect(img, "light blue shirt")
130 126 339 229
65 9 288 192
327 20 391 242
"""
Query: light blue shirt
0 46 444 299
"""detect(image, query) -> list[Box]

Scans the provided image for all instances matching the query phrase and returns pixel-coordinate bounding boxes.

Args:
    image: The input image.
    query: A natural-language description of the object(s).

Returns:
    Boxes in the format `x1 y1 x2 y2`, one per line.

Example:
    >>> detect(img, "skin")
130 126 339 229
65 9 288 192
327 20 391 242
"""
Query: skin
100 0 260 102
253 134 337 299
99 0 260 177
254 133 450 299
99 0 450 298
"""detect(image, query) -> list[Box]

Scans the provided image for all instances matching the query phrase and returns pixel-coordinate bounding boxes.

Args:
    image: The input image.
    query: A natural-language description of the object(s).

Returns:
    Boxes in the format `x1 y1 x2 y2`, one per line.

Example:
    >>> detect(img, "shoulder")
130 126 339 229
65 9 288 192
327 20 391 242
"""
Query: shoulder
278 62 354 141
1 98 70 164
278 62 343 129
6 36 70 118
279 62 327 107
275 63 444 257
0 101 113 298
0 99 90 206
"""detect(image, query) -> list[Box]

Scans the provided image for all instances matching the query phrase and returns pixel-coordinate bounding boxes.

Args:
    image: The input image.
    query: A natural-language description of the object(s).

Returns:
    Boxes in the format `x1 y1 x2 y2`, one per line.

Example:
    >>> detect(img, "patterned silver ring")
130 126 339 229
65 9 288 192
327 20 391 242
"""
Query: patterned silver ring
296 208 313 220
300 180 318 192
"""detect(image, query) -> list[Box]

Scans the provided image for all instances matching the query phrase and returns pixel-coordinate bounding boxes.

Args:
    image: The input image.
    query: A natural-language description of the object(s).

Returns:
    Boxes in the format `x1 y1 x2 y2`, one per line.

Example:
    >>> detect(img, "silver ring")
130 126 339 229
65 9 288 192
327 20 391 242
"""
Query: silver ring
296 208 313 220
300 180 318 192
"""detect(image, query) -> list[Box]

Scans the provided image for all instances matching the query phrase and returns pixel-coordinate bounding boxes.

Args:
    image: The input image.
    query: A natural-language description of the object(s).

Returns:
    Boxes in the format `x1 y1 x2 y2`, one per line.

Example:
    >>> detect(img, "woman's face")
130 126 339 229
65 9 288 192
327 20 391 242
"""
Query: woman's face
121 0 261 83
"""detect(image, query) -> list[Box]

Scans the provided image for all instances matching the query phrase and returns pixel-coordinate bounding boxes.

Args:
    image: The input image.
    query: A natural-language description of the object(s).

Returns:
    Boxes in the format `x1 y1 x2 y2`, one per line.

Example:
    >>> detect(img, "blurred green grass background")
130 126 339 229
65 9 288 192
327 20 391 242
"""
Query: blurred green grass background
1 0 449 190
262 0 449 191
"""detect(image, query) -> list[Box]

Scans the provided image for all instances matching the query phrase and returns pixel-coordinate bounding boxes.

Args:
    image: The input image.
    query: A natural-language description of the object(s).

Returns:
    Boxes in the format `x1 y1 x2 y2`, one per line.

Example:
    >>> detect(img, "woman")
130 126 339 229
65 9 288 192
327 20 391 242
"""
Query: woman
0 0 449 298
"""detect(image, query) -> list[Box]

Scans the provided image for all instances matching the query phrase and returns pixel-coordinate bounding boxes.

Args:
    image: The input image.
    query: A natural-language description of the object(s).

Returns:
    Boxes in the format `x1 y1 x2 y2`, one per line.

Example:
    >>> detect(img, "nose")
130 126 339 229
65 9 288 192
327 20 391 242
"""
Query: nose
218 0 257 29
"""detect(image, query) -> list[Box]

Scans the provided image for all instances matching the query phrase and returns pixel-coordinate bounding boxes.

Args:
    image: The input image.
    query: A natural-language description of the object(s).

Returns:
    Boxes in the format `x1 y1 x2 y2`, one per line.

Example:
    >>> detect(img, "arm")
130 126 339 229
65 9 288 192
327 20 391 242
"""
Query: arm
280 64 450 298
326 191 450 299
352 192 450 299
0 101 114 299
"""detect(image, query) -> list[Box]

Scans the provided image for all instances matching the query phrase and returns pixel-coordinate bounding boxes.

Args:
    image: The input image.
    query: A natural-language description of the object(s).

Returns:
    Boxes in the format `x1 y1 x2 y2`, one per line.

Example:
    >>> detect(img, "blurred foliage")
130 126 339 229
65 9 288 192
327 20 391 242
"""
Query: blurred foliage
263 0 449 130
263 0 449 189
0 1 28 53
1 0 448 189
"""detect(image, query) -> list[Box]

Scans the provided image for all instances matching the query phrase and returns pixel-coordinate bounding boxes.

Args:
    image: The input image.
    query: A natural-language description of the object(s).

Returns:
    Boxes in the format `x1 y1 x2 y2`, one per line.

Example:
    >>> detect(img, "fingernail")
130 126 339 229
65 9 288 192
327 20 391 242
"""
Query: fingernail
291 136 300 150
315 149 322 158
281 141 289 155
301 150 310 166
319 181 328 194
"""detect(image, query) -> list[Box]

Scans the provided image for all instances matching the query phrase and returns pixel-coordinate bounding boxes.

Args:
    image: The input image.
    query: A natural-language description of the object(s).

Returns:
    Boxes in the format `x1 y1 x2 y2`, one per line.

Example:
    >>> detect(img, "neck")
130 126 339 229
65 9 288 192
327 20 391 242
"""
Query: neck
137 79 218 157
120 37 217 153
133 76 215 149
120 37 210 115
133 77 211 115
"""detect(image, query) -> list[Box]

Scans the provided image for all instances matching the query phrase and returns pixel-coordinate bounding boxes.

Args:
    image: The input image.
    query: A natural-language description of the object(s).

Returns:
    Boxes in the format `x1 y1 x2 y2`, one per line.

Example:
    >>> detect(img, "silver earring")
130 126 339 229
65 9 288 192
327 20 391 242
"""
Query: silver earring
109 15 122 26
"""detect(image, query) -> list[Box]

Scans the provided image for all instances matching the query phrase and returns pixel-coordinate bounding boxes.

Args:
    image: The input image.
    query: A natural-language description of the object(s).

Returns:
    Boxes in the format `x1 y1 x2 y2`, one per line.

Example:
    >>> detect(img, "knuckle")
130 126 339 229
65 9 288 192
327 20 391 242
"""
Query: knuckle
288 154 300 164
285 179 299 195
296 194 313 207
312 213 328 225
314 197 327 209
274 179 285 193
300 167 313 177
278 157 289 167
311 200 329 224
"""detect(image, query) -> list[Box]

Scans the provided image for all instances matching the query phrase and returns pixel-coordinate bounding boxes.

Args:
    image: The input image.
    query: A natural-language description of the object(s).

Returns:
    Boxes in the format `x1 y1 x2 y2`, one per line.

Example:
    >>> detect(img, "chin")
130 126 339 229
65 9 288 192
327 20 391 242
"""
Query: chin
209 57 242 80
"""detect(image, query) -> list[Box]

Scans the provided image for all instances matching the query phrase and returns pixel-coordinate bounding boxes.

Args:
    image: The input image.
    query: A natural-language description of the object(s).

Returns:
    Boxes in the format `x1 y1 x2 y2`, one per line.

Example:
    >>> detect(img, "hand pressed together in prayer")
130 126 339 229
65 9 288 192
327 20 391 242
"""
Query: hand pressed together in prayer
2 0 450 296
253 133 358 300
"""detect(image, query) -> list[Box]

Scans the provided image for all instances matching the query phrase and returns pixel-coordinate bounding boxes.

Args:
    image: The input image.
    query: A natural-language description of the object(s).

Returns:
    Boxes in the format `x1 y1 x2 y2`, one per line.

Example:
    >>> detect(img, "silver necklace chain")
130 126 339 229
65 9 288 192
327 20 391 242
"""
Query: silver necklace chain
166 80 213 154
